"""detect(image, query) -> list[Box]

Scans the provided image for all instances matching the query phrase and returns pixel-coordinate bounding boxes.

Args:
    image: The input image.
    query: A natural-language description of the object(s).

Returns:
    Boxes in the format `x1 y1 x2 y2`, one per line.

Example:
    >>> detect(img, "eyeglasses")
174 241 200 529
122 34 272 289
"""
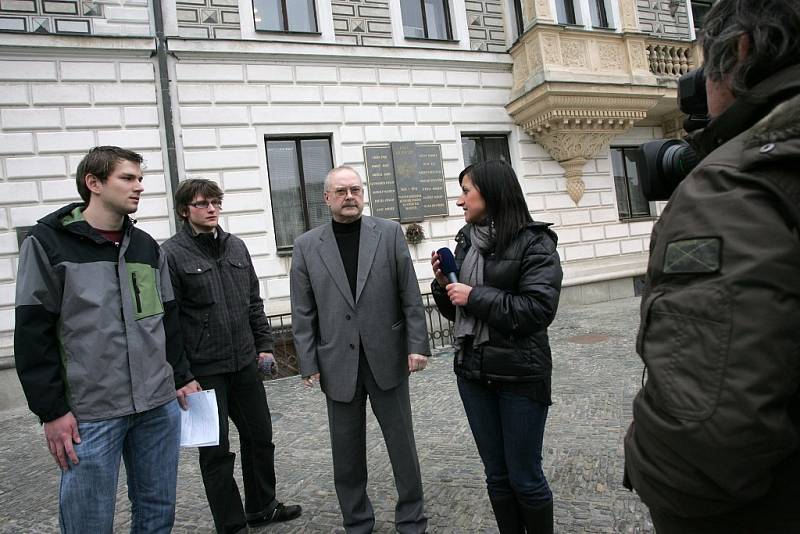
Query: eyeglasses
330 186 363 198
188 200 223 209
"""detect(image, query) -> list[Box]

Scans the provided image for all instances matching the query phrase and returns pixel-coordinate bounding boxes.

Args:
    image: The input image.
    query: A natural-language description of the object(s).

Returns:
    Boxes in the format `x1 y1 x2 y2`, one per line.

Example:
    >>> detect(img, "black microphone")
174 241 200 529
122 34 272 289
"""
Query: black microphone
437 247 459 284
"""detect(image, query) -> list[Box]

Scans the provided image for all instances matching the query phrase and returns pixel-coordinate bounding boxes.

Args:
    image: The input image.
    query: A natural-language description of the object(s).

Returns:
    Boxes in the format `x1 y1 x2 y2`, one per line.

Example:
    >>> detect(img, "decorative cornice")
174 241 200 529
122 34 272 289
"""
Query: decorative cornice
509 91 658 203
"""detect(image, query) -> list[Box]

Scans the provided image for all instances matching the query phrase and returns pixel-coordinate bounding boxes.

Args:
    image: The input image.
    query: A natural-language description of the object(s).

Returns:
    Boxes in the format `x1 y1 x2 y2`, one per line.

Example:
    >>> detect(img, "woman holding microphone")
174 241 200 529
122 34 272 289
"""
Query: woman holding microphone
431 160 562 533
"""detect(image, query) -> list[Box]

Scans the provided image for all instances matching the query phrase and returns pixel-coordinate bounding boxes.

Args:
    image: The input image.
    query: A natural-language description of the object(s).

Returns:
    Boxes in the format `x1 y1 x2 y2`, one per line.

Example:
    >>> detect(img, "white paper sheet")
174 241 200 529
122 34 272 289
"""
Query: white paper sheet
180 389 220 448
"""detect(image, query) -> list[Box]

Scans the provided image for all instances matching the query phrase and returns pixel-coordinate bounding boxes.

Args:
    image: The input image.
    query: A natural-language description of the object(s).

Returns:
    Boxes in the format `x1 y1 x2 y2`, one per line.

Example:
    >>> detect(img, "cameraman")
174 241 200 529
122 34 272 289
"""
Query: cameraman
624 0 800 532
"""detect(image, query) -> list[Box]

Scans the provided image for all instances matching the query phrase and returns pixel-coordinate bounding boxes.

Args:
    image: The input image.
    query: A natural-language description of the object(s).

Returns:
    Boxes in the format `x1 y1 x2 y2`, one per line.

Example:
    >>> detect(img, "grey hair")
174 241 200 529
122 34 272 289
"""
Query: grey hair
702 0 800 95
324 165 362 191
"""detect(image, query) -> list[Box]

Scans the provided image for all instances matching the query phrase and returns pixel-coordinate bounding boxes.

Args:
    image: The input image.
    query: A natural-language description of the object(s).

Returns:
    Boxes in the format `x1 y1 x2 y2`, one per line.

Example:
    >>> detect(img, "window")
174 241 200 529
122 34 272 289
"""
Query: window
266 137 332 250
690 0 713 31
510 0 524 39
253 0 317 32
400 0 452 40
589 0 611 28
555 0 577 25
461 135 511 167
611 147 654 220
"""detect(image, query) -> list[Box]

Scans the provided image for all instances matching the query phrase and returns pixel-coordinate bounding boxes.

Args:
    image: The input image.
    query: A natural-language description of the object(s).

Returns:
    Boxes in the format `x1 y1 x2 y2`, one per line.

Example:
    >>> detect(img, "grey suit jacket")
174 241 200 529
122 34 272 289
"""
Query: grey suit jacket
290 216 430 403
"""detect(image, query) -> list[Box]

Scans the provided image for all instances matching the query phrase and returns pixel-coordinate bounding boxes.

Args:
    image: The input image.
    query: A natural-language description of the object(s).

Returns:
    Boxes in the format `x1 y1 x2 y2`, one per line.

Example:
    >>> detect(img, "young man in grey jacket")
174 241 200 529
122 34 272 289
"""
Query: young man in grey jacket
162 178 301 534
15 146 201 533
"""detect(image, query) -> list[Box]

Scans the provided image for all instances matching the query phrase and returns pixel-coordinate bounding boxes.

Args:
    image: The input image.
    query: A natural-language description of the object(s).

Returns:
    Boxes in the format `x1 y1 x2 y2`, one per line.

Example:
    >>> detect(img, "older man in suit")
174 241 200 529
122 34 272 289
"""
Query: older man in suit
290 165 430 534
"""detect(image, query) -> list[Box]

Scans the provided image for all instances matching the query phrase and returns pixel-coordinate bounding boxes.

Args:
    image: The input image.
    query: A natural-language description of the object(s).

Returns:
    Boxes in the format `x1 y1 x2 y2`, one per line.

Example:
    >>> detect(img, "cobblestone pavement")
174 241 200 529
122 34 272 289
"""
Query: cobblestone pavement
0 297 655 533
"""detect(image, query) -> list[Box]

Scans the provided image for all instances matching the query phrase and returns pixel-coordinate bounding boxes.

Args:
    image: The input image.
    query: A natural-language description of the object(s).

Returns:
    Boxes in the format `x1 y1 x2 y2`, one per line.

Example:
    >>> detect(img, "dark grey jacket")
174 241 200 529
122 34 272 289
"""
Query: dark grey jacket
290 216 430 403
162 223 274 377
624 64 800 518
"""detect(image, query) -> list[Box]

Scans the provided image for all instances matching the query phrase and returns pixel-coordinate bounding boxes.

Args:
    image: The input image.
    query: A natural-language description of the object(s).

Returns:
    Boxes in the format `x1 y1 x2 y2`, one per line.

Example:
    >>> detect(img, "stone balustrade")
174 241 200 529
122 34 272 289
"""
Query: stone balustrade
646 40 698 77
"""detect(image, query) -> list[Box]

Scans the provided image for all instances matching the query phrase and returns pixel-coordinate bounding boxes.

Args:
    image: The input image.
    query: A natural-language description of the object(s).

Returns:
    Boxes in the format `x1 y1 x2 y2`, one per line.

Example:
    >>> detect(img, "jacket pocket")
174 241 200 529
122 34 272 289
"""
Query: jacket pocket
127 263 165 320
181 263 215 305
639 285 732 421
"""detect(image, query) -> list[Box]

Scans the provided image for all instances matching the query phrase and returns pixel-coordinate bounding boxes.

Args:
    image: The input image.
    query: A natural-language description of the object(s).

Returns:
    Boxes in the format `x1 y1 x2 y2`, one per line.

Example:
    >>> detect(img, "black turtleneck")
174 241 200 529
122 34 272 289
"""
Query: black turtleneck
332 218 361 298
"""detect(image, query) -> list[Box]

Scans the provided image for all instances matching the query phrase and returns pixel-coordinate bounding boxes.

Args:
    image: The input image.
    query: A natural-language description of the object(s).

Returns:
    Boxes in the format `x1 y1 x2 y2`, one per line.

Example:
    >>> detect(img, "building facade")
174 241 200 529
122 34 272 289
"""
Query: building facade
0 0 707 406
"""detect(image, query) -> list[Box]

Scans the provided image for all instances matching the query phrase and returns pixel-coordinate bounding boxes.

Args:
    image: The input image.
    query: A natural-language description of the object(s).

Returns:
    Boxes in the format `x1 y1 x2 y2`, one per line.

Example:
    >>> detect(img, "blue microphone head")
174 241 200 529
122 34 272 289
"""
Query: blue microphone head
437 247 458 276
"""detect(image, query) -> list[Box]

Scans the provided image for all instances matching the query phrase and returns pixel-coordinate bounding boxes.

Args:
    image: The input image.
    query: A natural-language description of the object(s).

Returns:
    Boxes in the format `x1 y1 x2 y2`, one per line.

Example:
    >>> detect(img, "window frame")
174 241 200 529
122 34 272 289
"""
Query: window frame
400 0 453 41
265 135 333 253
555 0 578 25
252 0 319 34
690 0 713 31
511 0 524 39
610 146 656 221
461 133 512 167
589 0 610 29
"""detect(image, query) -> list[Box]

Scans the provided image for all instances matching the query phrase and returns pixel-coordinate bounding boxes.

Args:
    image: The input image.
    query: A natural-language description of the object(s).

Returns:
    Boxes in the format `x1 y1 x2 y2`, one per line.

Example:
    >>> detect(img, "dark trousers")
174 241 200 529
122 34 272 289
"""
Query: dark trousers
196 361 277 534
326 355 426 534
457 377 552 507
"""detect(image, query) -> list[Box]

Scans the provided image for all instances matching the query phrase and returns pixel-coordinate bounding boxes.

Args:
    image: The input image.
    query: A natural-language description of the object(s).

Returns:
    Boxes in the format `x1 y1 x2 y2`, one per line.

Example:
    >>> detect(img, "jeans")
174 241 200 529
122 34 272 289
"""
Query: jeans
59 399 181 534
457 377 552 507
196 361 278 534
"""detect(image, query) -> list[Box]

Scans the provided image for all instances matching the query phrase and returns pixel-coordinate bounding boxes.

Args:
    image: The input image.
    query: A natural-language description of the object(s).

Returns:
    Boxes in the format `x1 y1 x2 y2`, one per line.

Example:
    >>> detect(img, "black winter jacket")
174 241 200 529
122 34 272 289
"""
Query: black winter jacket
432 222 562 398
162 224 274 377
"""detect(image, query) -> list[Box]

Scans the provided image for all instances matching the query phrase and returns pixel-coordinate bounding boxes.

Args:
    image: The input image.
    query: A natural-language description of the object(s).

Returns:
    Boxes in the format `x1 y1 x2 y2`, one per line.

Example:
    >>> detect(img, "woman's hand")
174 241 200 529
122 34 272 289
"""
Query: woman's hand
430 251 449 288
447 282 473 306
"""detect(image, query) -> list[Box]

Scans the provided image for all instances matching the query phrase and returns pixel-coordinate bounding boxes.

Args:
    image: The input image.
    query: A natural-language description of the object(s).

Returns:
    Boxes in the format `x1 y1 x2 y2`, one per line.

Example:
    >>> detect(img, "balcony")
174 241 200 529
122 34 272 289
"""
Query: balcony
506 17 700 202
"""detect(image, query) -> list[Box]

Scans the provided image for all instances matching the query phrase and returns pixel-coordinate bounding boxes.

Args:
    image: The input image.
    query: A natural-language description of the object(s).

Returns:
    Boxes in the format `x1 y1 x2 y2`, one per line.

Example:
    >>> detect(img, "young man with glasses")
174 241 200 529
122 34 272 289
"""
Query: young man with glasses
290 166 430 534
162 178 301 533
15 146 201 533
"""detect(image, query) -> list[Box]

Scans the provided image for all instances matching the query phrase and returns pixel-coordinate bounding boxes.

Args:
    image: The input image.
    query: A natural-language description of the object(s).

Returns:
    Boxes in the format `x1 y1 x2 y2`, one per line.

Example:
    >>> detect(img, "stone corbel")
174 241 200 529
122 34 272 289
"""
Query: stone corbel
509 93 658 204
528 125 624 203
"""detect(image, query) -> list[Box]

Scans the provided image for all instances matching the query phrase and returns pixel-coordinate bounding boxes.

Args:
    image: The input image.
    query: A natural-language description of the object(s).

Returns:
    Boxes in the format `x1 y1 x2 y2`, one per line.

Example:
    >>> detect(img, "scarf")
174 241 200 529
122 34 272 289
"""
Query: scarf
453 222 493 355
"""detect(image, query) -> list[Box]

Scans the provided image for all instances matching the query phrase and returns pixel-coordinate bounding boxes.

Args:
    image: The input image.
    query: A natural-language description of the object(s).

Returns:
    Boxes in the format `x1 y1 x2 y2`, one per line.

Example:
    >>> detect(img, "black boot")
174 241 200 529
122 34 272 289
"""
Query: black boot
489 495 525 534
520 501 553 534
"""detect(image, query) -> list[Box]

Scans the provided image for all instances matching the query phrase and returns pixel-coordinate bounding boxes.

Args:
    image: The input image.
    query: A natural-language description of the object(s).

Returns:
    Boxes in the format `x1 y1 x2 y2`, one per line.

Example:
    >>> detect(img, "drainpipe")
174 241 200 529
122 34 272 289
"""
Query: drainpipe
151 0 180 205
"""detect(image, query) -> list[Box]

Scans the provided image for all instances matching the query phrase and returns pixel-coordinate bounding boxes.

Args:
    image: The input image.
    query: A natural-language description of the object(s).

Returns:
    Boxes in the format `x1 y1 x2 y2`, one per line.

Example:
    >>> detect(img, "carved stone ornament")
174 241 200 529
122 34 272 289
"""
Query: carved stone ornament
510 95 657 204
620 0 638 31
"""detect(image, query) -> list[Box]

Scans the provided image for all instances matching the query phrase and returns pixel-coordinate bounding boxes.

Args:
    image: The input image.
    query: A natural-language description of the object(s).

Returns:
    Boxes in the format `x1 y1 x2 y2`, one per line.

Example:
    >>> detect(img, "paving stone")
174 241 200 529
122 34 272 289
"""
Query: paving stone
0 297 654 532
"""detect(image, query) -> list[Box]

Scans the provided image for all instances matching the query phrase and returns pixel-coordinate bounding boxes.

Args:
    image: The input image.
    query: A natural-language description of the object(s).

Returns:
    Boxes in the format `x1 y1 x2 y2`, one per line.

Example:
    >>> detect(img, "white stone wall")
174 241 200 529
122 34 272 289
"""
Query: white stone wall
0 52 172 359
171 45 657 314
0 0 152 37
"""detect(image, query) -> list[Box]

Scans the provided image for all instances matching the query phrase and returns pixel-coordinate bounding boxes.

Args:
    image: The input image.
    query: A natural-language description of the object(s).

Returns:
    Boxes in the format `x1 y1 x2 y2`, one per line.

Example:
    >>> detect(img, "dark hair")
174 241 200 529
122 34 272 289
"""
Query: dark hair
173 178 224 221
702 0 800 95
459 160 532 254
75 146 144 203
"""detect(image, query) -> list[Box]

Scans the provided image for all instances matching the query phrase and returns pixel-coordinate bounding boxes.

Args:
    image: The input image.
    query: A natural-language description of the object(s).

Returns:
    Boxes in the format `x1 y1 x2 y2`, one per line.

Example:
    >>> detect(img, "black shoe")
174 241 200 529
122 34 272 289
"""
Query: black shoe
247 503 302 528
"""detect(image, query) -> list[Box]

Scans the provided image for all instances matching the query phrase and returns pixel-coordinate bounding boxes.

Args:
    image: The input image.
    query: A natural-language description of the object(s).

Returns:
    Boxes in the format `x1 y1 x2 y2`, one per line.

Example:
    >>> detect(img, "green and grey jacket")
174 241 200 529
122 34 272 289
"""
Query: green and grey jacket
14 203 193 423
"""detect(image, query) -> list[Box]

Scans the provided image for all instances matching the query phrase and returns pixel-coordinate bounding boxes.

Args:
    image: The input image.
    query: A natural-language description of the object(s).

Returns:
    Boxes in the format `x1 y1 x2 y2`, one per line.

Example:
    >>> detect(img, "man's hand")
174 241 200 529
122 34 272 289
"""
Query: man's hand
408 353 428 373
43 412 80 471
258 352 277 378
176 379 202 410
303 372 320 388
446 282 473 306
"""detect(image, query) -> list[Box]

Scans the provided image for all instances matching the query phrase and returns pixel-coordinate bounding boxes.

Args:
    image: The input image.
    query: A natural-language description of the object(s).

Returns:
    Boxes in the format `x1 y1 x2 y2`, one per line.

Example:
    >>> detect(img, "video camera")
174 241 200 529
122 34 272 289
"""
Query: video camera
635 67 710 201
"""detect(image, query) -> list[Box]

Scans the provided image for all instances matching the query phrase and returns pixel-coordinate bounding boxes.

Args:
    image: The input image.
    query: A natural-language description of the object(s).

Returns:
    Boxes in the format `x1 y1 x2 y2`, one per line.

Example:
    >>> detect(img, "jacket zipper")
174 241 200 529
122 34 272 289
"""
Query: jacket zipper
131 272 142 313
194 317 209 355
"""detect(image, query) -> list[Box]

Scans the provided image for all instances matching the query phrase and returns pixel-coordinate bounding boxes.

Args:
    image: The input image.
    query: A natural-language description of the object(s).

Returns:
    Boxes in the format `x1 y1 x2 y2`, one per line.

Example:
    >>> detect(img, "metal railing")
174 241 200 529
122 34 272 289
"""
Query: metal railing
266 292 454 379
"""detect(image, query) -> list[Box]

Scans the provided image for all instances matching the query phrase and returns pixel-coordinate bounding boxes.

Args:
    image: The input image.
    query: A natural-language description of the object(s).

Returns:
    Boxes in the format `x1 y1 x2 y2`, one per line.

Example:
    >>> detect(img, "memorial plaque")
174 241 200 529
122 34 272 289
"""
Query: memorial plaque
391 141 424 222
415 144 448 217
363 146 399 219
